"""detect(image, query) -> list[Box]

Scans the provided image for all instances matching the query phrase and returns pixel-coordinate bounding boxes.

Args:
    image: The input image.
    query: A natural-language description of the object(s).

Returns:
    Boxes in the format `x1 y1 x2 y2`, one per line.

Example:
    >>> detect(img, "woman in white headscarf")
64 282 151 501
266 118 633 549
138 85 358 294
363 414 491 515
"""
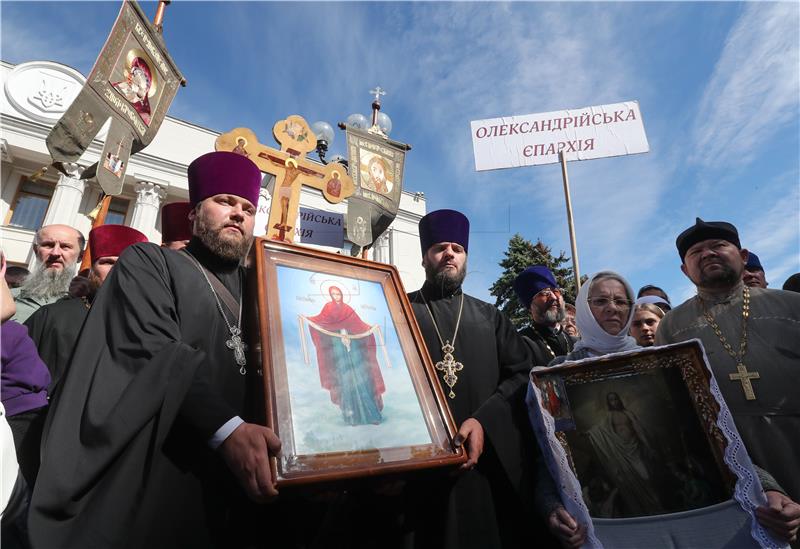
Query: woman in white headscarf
548 271 639 366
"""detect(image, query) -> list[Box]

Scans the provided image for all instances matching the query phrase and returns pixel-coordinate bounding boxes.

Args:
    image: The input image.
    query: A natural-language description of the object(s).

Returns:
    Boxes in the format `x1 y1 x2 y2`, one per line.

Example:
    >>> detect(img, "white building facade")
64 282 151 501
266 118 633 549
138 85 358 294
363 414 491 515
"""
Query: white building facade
1 60 427 290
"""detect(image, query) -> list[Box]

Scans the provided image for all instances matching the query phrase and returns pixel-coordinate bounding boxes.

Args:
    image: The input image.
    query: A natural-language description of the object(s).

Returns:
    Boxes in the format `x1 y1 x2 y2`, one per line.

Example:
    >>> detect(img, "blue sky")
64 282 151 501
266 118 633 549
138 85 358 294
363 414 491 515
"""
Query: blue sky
2 1 798 304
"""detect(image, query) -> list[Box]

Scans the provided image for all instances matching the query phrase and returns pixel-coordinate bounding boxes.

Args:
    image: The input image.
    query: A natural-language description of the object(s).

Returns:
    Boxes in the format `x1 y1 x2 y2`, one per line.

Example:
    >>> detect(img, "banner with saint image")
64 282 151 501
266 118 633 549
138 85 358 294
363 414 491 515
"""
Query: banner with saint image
46 0 185 195
345 127 409 249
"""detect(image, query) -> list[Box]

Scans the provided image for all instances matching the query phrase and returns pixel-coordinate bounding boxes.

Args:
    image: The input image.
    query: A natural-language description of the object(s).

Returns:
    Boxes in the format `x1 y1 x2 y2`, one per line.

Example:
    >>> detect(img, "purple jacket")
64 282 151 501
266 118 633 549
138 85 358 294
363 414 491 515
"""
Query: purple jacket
1 320 50 416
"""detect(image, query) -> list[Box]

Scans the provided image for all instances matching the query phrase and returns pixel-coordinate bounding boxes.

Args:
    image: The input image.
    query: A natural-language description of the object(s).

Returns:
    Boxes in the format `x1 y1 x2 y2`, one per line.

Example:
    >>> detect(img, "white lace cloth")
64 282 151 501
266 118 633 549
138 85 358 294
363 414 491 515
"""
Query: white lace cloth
525 339 787 549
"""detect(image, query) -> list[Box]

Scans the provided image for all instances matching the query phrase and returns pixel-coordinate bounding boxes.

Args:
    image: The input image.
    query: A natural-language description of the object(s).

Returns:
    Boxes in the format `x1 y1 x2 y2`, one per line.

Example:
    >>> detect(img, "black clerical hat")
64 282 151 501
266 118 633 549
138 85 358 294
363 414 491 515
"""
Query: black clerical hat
676 218 740 261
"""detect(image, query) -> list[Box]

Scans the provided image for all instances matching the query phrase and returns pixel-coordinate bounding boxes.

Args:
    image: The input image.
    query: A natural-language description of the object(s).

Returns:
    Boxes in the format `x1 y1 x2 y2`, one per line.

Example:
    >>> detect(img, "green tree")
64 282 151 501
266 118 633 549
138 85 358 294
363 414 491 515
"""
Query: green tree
489 233 584 329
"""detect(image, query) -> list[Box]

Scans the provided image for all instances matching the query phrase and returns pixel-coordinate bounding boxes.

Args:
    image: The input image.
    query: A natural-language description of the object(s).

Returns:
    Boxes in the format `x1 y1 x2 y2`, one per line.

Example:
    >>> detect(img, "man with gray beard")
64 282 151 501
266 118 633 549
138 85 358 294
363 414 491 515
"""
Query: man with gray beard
513 266 576 367
11 224 84 323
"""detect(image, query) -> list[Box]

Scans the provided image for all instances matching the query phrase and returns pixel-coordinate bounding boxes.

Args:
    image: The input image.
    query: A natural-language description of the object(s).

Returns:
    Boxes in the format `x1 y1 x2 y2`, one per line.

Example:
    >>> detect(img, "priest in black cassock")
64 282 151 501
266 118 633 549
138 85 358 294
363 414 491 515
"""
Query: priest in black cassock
26 224 148 399
513 266 576 367
29 151 282 549
404 210 582 549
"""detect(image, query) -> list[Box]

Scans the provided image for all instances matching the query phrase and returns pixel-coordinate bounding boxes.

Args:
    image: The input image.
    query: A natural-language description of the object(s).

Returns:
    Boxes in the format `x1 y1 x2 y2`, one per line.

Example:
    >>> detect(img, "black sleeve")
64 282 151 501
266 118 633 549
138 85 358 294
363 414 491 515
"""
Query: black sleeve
95 244 237 439
472 308 533 429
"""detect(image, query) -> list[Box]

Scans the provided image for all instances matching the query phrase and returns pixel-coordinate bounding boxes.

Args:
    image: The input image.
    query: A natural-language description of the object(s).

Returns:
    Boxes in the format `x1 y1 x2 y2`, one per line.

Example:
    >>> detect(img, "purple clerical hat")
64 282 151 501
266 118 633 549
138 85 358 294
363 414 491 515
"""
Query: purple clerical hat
188 151 261 207
513 266 558 308
89 225 148 260
745 251 763 271
161 202 193 243
418 209 469 255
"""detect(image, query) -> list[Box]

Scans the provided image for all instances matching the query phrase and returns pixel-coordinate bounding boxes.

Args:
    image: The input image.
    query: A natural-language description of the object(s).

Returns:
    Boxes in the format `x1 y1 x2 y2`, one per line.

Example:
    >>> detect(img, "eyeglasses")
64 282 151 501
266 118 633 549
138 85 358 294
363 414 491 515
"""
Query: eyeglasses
588 297 632 309
534 287 562 299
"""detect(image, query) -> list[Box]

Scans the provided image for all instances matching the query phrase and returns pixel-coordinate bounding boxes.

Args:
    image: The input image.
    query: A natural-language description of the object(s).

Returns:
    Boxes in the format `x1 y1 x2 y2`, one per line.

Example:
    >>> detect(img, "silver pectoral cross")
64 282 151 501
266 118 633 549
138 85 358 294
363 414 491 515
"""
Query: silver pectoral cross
435 341 463 399
226 326 248 375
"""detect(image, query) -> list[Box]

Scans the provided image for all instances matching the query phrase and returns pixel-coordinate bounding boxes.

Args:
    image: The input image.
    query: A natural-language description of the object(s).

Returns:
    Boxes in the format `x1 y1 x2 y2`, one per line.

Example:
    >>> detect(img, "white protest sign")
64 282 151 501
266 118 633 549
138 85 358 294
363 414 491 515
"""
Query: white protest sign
471 100 649 171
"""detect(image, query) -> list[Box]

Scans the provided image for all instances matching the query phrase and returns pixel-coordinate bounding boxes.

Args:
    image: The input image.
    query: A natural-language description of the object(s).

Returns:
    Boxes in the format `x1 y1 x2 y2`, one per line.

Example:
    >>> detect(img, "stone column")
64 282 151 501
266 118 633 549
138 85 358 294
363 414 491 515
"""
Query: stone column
130 181 166 240
41 163 86 227
374 228 393 264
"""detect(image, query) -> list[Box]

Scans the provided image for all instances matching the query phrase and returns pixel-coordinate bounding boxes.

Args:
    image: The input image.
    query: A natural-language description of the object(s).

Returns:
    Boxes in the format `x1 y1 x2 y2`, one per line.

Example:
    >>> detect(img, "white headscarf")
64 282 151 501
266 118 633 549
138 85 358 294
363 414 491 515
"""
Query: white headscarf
572 271 639 356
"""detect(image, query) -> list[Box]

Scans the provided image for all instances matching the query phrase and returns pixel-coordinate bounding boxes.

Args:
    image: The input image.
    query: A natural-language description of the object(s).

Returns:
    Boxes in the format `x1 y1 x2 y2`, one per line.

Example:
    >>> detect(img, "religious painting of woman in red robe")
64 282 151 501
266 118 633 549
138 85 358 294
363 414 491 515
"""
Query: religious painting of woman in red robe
300 286 387 425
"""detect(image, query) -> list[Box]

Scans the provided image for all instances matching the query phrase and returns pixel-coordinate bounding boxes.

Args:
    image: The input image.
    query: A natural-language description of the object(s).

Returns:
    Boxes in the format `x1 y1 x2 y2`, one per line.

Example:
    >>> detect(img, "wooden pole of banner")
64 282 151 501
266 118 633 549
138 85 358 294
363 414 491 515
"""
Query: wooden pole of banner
79 194 112 272
154 1 170 31
80 2 172 272
559 151 581 292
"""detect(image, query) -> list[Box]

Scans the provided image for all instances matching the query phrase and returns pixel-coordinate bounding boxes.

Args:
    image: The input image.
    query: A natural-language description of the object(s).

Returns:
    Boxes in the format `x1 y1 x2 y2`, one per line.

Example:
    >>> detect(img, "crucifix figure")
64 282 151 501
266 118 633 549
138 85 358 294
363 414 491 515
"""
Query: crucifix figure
216 115 354 242
729 363 760 401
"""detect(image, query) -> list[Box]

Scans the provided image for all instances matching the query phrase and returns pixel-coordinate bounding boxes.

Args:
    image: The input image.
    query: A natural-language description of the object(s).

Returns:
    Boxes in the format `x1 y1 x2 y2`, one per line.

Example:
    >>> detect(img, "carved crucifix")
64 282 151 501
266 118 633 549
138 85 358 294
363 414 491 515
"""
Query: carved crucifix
216 115 354 242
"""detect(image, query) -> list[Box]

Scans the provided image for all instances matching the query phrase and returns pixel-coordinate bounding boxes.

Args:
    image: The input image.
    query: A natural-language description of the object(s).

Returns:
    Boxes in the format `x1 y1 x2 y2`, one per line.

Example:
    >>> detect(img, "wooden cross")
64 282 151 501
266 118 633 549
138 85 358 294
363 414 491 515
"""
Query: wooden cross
216 115 354 242
729 363 760 401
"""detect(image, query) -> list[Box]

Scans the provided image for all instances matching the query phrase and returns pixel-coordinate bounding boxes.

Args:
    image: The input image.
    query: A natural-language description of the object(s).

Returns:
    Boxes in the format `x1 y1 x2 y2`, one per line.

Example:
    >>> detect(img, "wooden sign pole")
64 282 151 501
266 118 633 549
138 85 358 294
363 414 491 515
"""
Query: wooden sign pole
79 1 172 272
559 151 581 292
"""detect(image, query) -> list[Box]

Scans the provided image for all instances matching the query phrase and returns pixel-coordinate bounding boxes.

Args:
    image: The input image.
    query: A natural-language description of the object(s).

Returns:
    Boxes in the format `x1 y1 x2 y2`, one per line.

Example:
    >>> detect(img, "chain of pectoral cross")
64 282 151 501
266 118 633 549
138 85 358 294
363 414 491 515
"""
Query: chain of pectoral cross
184 251 248 375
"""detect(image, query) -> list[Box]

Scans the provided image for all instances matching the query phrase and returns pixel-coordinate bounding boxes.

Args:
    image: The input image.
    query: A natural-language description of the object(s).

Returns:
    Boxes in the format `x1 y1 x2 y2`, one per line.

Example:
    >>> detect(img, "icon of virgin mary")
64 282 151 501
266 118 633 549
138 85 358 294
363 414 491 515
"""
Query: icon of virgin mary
111 50 156 125
300 286 386 425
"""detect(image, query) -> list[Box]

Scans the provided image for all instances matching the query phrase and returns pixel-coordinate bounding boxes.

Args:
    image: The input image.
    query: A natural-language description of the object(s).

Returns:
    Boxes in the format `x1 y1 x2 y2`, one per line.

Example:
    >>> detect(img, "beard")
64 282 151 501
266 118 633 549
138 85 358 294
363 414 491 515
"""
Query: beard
534 301 566 325
19 259 76 300
424 260 467 295
697 262 741 289
194 211 253 263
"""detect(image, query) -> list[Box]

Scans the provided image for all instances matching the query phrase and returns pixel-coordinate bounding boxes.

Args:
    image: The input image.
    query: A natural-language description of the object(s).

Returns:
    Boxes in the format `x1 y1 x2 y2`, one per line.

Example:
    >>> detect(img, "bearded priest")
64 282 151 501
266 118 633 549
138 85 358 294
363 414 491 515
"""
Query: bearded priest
403 209 583 549
29 152 282 549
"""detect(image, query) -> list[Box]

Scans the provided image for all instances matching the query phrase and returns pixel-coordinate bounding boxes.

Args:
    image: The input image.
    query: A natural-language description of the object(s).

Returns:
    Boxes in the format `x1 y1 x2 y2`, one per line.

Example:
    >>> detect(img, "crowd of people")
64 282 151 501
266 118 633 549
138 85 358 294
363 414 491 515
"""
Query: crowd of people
1 150 798 548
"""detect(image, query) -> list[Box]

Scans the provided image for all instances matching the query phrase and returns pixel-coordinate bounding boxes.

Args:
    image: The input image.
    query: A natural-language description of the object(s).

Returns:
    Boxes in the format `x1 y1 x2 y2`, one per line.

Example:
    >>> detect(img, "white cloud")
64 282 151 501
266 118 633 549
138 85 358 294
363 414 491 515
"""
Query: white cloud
690 3 800 169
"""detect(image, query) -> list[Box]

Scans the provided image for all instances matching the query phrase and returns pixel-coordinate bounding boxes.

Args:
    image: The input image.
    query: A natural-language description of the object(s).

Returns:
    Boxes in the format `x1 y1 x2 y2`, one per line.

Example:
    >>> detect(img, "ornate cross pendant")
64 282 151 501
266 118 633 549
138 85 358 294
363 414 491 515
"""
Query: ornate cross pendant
729 362 760 401
435 341 463 399
226 327 248 375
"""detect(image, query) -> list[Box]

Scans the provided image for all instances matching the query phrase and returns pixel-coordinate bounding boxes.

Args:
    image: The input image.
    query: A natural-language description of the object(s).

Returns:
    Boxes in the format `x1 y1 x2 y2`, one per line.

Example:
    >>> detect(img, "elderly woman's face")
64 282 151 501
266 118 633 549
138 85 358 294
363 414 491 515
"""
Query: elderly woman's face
588 279 631 336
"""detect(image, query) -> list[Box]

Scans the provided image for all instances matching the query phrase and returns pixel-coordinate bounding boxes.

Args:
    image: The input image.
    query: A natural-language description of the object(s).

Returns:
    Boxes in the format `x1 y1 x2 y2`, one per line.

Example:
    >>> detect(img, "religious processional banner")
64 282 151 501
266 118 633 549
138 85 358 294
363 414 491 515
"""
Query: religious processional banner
46 0 185 195
470 100 649 171
344 127 409 249
527 340 783 549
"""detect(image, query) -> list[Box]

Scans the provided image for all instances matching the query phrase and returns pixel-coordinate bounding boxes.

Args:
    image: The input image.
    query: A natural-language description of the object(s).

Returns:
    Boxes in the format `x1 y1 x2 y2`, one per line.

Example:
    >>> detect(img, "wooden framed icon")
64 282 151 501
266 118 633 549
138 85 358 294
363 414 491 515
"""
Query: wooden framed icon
250 239 465 486
531 341 736 519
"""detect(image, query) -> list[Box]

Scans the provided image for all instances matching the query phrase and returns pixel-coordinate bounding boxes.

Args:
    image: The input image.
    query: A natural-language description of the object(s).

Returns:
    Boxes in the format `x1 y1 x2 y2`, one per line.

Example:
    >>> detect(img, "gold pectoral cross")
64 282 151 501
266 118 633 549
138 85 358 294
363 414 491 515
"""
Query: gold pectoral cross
729 363 760 401
435 341 463 399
